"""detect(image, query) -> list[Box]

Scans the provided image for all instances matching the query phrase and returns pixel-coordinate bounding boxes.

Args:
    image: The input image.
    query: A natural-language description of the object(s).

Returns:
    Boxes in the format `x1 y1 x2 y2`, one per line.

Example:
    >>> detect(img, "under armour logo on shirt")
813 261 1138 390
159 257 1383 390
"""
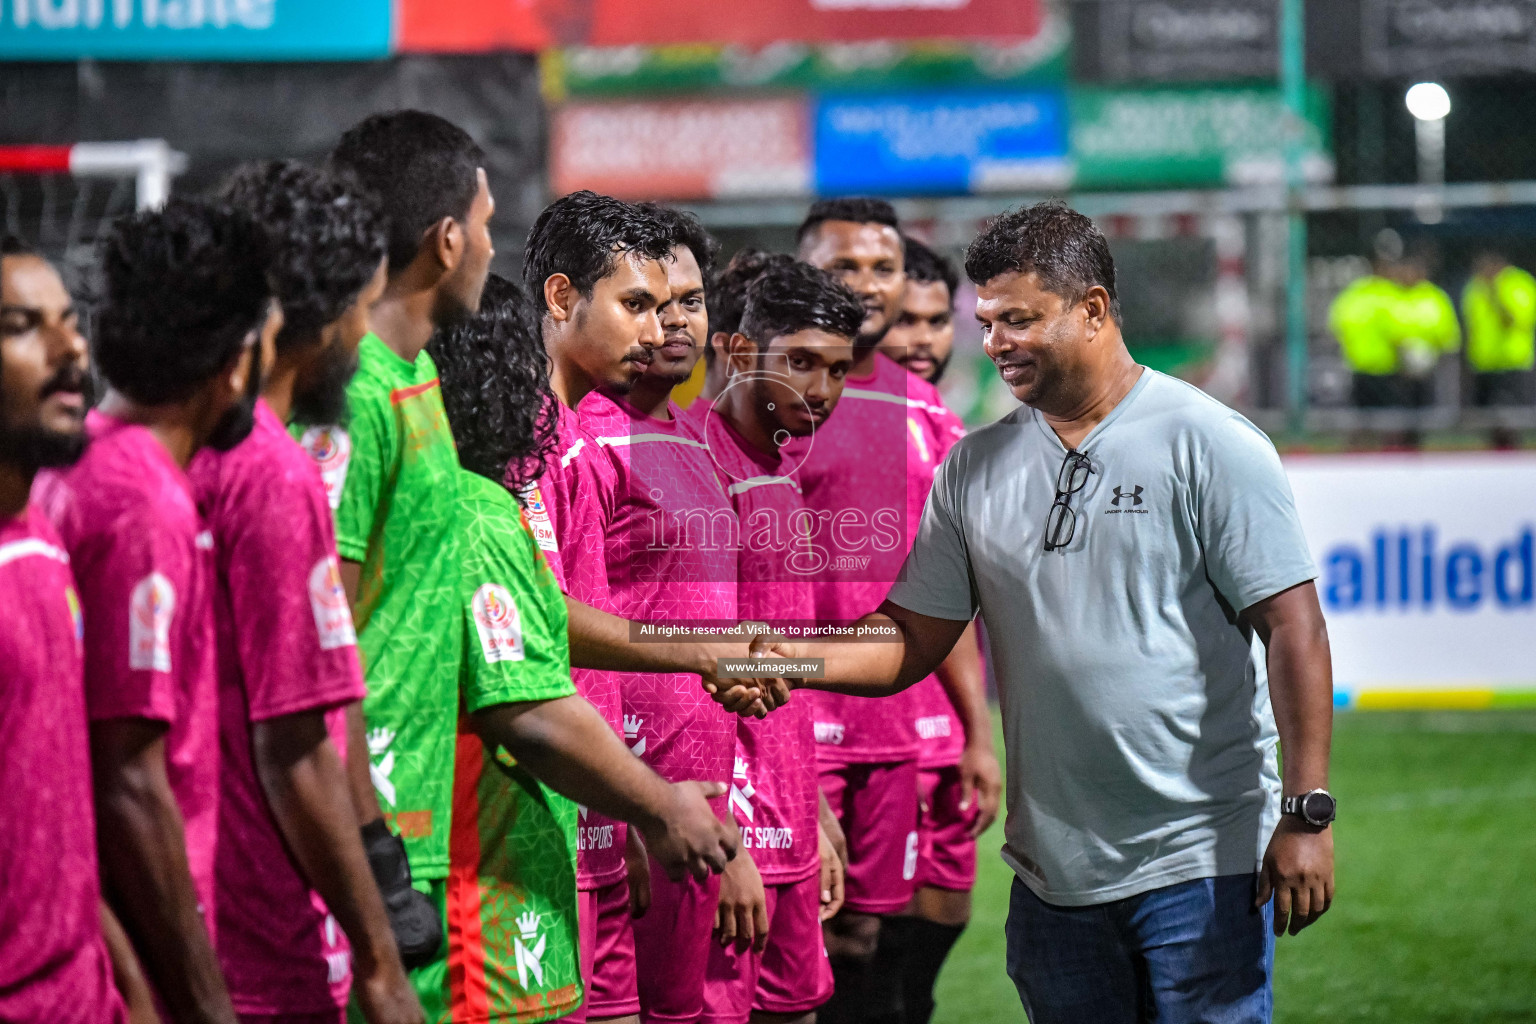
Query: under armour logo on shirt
1111 485 1144 507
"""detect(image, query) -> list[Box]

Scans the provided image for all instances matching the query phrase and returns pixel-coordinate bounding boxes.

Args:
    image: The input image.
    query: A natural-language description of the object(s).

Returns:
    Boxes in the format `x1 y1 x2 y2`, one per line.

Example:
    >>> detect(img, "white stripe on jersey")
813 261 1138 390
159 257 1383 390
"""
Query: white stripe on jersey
0 537 69 568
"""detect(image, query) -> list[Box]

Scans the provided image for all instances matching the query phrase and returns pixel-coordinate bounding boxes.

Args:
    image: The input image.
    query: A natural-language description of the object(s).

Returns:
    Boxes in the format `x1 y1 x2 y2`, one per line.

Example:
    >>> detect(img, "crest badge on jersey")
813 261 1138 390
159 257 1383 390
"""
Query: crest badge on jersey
308 555 358 651
518 482 560 554
472 582 525 663
129 571 176 672
299 425 352 510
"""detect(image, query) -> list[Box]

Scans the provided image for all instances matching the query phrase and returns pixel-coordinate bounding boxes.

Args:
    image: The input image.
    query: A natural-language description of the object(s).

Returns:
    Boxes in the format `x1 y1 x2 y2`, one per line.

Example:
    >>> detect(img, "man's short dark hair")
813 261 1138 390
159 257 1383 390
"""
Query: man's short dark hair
1 235 37 257
704 250 797 368
522 191 675 315
637 203 719 281
903 237 958 298
796 197 900 246
218 161 388 354
740 261 864 346
94 199 270 405
964 201 1121 322
328 110 484 273
429 274 558 493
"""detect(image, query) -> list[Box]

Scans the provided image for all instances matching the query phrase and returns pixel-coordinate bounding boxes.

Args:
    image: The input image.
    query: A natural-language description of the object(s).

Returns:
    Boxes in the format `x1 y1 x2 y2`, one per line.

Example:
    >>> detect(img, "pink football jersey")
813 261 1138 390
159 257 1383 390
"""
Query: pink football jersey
529 399 628 887
579 391 739 798
189 401 364 1014
696 409 820 881
788 353 960 765
0 505 126 1024
37 411 221 930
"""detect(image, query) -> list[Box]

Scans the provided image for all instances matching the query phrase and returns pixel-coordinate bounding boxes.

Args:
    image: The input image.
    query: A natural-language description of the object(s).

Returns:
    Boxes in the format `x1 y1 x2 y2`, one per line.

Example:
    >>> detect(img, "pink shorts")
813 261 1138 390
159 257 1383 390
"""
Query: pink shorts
572 879 640 1022
702 872 834 1024
818 760 920 915
632 862 723 1024
916 764 978 892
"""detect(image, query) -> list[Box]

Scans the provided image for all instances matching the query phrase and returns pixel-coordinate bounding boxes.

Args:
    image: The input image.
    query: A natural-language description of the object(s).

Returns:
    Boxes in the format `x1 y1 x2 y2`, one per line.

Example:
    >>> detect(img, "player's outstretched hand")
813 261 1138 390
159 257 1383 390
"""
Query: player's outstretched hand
715 849 769 953
643 780 738 882
1256 816 1334 936
959 743 1002 838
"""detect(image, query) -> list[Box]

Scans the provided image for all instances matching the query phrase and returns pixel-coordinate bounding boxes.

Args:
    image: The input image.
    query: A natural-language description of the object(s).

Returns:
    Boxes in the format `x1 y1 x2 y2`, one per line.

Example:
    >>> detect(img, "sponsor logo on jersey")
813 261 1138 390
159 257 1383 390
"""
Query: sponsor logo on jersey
813 721 845 745
367 727 397 807
915 714 953 740
624 714 646 757
308 556 357 651
514 912 548 990
299 425 352 511
129 572 176 672
577 823 615 851
519 482 559 554
472 582 525 663
321 914 351 985
729 756 756 824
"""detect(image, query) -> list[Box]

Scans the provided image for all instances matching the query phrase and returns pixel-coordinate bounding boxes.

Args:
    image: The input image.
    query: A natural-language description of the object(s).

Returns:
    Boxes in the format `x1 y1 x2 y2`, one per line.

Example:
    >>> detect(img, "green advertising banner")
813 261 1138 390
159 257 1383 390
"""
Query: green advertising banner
1070 85 1332 190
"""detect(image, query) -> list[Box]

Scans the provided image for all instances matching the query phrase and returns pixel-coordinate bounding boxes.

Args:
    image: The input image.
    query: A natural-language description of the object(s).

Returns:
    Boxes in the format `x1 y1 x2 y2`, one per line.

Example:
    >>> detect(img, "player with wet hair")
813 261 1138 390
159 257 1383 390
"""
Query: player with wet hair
195 161 423 1024
36 200 279 1024
523 190 752 1024
694 250 796 408
417 274 740 1020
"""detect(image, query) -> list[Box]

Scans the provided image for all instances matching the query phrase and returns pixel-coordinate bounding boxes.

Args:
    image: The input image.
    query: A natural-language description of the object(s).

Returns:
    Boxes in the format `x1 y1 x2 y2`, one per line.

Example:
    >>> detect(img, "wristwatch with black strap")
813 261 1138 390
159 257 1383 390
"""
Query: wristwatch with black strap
1281 788 1337 828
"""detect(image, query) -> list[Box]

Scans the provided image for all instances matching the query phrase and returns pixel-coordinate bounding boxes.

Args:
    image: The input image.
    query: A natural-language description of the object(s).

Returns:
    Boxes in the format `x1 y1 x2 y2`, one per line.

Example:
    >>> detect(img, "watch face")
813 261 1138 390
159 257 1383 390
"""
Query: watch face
1302 791 1336 824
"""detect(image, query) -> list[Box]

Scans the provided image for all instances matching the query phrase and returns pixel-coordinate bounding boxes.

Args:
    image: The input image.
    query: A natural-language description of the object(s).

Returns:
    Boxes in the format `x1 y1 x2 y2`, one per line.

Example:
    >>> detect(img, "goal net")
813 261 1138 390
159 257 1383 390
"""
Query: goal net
0 140 186 294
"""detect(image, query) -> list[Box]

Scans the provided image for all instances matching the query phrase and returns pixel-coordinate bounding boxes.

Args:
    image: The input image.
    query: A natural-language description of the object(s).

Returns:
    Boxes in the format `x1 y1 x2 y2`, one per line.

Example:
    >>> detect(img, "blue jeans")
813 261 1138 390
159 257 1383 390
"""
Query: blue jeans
1005 874 1274 1024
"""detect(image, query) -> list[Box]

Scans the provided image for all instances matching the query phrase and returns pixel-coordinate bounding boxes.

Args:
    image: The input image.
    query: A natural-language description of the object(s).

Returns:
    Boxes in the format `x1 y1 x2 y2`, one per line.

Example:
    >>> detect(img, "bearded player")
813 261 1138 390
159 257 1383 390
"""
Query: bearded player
1 237 145 1024
193 162 422 1024
693 260 866 1024
37 201 278 1024
877 238 957 387
792 199 999 1024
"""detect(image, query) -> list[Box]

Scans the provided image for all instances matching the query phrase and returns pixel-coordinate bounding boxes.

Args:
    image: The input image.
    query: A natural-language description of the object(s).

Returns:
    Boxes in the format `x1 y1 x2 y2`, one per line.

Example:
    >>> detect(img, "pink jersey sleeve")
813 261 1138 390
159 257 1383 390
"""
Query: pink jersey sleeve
193 408 365 721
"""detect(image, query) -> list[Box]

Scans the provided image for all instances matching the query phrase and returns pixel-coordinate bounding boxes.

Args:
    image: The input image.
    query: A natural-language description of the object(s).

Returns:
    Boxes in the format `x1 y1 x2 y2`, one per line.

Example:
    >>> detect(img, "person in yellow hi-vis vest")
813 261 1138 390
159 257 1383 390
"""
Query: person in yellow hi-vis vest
1329 256 1460 412
1462 252 1536 407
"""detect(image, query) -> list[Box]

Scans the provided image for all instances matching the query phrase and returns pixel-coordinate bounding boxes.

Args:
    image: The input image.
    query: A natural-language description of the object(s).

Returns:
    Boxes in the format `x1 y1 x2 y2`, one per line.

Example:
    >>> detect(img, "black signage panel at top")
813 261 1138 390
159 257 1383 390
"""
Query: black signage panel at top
1308 0 1536 79
1072 0 1281 83
1073 0 1536 83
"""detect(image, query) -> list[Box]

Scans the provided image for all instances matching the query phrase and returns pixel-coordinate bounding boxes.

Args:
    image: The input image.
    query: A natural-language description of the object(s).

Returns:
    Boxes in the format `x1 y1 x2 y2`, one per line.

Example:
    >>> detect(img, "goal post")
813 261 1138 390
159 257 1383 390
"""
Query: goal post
0 139 187 290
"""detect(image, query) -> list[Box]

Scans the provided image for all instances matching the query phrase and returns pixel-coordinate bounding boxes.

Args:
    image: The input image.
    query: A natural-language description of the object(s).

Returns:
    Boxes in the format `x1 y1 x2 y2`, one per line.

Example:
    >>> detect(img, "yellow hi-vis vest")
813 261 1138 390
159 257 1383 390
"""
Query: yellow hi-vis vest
1461 266 1536 373
1329 276 1461 376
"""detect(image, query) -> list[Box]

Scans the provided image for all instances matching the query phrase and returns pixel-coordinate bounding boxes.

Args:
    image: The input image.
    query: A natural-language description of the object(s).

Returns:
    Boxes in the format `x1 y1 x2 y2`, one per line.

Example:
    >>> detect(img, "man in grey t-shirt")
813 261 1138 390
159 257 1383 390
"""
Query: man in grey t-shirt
714 202 1337 1023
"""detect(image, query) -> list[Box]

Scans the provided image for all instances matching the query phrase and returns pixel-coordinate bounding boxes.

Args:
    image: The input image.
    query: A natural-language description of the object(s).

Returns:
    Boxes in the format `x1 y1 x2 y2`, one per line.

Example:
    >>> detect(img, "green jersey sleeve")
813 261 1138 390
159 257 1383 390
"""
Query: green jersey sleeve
458 471 575 714
331 369 395 564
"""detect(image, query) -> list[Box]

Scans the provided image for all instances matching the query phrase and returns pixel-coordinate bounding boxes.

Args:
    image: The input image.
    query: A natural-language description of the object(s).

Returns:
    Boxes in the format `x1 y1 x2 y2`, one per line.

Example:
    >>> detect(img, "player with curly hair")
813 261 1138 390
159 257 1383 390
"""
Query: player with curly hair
35 199 279 1024
190 161 424 1024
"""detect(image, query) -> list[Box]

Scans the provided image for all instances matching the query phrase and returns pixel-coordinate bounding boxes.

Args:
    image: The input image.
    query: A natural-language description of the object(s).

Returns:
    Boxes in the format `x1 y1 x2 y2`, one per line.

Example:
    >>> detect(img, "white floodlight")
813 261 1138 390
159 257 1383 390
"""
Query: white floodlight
1405 82 1451 123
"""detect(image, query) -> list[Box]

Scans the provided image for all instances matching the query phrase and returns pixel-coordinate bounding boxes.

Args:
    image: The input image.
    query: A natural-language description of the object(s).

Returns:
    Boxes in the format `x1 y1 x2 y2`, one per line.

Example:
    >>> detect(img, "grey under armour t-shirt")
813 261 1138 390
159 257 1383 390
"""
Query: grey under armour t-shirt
886 369 1317 906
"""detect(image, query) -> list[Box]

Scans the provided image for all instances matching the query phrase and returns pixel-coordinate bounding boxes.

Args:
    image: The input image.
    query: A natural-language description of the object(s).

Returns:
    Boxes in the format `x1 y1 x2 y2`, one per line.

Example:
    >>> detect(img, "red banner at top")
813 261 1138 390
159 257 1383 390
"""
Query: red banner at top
399 0 1042 52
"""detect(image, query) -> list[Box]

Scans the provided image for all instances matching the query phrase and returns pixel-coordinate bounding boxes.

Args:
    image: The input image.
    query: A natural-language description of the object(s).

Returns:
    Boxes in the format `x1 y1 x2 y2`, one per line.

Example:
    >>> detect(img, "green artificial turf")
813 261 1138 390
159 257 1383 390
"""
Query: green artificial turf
932 710 1536 1023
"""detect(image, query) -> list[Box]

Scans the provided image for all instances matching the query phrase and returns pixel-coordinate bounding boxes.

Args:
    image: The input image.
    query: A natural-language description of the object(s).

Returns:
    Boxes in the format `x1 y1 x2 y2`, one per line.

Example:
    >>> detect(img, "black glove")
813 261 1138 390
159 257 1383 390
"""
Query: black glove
361 818 442 968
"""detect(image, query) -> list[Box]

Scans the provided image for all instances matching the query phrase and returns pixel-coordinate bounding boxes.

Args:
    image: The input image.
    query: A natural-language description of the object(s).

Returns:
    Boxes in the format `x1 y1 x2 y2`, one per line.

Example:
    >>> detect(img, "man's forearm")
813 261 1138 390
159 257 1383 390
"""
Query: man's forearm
343 701 386 824
252 712 404 978
934 620 991 746
100 901 161 1024
793 609 955 698
95 769 235 1024
1266 616 1334 793
566 596 735 677
473 693 674 831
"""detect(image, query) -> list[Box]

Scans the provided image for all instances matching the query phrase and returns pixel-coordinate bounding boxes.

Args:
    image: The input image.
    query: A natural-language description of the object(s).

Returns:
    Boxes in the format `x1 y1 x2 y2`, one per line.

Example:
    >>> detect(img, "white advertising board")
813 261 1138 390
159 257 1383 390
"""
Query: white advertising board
1282 453 1536 708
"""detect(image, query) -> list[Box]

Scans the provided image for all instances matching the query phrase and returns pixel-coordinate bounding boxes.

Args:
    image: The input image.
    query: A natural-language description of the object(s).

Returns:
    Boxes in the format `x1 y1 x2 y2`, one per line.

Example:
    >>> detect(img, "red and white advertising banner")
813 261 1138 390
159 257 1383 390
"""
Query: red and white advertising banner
551 97 812 201
398 0 1042 51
